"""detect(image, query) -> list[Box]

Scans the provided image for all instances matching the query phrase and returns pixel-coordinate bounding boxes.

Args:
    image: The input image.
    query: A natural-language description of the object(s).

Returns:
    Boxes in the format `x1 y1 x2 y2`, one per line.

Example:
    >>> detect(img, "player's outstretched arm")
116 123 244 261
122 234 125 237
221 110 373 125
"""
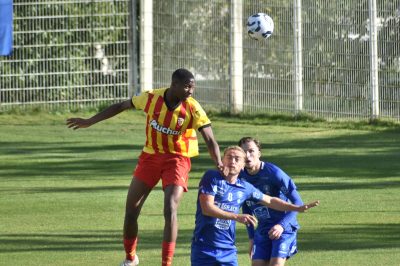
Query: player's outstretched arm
66 99 134 130
260 194 319 213
298 200 320 212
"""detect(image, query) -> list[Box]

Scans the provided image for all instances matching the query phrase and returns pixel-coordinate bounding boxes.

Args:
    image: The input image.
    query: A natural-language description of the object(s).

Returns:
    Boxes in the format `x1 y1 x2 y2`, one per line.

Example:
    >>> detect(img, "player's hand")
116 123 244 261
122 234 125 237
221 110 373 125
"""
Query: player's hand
217 161 229 177
268 224 284 240
66 118 92 130
298 200 320 212
235 214 258 227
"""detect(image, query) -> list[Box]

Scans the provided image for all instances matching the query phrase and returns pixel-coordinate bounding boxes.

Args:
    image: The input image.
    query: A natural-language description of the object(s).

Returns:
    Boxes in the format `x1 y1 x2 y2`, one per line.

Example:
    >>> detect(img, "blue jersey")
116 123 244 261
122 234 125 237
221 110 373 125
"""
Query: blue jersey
241 162 303 237
192 169 264 249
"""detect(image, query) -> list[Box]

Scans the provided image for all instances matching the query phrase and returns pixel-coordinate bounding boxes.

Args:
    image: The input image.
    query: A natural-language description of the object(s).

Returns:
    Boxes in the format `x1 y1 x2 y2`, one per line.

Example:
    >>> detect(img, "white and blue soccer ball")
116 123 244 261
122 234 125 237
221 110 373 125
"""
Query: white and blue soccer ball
247 13 274 41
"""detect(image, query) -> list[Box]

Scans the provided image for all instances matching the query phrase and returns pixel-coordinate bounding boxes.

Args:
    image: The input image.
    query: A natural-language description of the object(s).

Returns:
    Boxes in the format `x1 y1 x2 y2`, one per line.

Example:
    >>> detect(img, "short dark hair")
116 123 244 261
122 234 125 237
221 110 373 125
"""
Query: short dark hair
238 137 262 152
172 68 194 83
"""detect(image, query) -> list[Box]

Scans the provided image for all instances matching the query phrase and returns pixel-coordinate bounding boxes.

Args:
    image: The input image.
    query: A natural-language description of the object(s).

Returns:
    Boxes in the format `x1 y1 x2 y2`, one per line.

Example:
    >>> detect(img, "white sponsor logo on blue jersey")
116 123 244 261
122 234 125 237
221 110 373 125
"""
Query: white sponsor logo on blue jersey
215 218 231 230
253 206 271 219
216 202 239 212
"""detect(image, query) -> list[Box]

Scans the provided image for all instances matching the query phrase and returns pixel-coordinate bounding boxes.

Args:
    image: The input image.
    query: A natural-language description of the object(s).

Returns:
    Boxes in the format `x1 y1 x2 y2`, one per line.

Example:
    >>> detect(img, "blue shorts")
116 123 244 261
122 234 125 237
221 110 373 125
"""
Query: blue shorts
252 231 298 261
191 242 238 266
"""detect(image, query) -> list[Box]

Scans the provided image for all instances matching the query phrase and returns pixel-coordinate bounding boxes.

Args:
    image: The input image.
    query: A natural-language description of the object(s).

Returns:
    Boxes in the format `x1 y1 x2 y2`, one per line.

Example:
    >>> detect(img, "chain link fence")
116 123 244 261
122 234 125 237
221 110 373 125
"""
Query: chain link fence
1 0 399 121
0 0 131 109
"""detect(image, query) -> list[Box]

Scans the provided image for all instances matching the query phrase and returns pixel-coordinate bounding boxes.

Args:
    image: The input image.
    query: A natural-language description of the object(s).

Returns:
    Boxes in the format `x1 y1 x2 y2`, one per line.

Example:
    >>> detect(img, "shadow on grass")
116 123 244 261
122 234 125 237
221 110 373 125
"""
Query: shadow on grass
0 141 143 179
0 141 142 155
0 185 130 194
298 223 400 251
193 130 400 181
186 178 400 192
0 230 123 253
0 230 178 254
1 130 399 190
0 224 399 256
296 179 400 190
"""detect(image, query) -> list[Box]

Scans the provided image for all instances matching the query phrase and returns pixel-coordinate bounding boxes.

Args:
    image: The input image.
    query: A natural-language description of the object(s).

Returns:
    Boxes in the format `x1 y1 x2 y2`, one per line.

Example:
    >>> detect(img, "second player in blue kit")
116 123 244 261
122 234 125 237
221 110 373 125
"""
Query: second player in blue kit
239 137 305 266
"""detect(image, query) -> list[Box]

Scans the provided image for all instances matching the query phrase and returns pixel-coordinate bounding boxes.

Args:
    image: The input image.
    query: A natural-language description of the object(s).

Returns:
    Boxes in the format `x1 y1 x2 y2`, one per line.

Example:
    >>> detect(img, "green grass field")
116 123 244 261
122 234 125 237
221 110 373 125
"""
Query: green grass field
1 111 399 266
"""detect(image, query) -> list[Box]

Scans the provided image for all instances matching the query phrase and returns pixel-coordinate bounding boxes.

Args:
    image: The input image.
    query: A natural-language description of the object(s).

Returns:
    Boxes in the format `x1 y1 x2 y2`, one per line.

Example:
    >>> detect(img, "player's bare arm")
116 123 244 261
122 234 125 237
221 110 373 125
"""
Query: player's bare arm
199 126 224 171
199 194 257 226
66 99 134 130
269 189 302 240
260 194 319 212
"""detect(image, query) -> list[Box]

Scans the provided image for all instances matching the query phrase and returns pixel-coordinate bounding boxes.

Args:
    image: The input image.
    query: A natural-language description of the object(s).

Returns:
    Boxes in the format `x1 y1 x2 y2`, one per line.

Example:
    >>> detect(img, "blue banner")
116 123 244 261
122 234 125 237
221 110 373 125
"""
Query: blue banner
0 0 13 56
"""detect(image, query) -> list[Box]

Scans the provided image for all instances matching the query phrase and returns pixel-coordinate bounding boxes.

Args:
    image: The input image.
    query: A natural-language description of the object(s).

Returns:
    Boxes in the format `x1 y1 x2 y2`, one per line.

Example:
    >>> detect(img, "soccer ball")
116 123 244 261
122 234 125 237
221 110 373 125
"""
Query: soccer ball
247 13 274 41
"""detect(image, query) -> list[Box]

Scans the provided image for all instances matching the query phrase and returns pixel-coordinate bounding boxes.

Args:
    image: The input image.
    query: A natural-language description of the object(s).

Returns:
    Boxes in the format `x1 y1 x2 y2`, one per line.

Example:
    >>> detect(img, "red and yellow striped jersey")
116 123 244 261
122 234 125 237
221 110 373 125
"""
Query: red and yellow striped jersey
132 88 211 157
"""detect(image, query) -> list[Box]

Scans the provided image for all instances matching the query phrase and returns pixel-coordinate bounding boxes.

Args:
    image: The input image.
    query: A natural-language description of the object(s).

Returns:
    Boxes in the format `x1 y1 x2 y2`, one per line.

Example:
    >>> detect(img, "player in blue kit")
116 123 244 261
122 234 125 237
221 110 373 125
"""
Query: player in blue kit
238 137 305 266
191 146 319 266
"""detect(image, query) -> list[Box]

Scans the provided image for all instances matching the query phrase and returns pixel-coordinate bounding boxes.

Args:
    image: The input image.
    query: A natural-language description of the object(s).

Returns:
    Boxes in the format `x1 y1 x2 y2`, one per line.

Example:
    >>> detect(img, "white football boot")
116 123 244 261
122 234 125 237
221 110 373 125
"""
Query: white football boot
120 255 139 266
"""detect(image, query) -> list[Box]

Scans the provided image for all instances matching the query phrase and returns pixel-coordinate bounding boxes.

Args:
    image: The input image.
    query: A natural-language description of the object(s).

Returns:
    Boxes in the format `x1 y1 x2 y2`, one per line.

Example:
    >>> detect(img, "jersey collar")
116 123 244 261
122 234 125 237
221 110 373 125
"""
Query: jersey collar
164 88 182 111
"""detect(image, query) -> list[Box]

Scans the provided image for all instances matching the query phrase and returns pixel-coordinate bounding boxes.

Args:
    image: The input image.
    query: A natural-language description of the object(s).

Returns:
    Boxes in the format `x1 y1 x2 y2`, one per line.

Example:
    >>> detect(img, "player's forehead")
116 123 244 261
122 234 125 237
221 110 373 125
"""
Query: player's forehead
224 149 245 159
241 140 258 151
178 78 195 87
185 78 195 87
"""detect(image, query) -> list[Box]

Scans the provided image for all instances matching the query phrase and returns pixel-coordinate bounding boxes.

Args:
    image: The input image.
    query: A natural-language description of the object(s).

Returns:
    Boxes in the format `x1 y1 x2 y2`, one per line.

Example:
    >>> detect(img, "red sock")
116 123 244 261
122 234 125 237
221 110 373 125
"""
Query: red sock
123 237 138 261
161 241 176 266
